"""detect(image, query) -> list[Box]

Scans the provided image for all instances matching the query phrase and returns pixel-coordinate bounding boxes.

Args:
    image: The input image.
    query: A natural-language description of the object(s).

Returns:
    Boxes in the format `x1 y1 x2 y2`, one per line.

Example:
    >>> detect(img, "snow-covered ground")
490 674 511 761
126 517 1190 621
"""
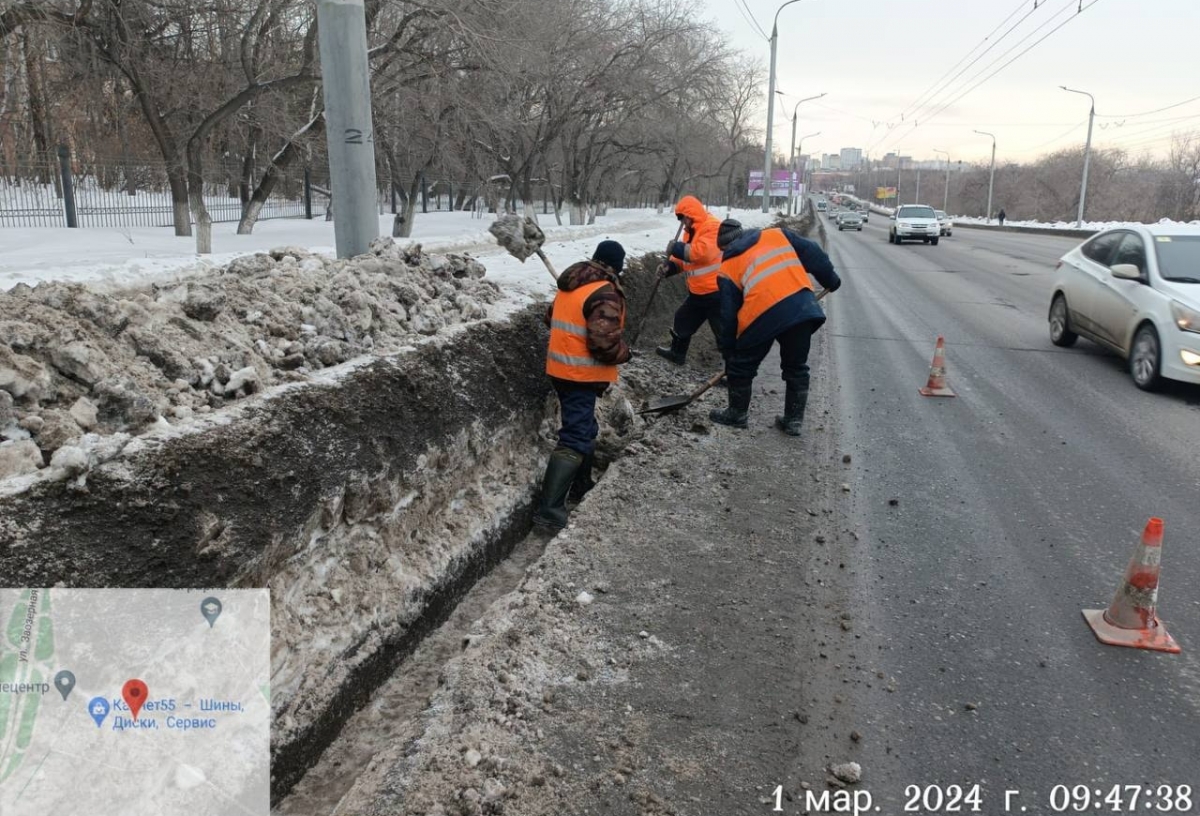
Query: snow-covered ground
948 215 1200 230
845 198 1200 231
0 206 773 302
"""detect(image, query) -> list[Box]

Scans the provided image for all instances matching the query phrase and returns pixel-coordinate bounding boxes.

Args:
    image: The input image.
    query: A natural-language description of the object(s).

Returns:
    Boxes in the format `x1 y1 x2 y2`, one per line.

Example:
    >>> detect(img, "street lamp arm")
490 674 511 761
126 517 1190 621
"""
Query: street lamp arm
773 0 803 33
1060 85 1095 110
790 92 827 118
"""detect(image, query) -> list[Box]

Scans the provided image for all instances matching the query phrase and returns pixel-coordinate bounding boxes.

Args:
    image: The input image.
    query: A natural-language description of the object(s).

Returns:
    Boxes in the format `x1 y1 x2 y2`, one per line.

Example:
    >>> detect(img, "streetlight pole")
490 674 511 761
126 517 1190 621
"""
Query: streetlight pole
794 130 819 211
974 130 996 223
933 148 949 212
1061 86 1095 228
762 0 803 214
782 92 826 215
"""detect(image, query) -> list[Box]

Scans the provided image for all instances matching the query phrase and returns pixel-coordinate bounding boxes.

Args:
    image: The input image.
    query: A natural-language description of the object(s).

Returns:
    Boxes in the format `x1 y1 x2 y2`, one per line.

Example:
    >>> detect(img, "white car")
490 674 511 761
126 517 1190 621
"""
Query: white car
1049 224 1200 390
935 210 952 236
888 205 940 245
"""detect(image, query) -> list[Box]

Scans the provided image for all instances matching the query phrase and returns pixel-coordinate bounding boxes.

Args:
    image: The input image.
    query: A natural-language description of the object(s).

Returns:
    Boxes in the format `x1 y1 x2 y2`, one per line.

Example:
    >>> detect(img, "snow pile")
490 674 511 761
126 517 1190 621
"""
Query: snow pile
0 237 499 480
950 215 1200 230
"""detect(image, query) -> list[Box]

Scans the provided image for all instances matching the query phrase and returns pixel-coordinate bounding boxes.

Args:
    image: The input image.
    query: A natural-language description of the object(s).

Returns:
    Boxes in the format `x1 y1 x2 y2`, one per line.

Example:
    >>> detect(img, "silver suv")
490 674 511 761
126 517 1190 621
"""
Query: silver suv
889 205 940 245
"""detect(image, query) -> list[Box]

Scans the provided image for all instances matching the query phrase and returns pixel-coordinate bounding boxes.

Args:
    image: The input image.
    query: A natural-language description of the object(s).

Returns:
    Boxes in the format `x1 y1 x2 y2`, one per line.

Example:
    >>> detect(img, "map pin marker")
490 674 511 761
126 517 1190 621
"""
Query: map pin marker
88 696 110 728
201 597 222 628
54 670 76 701
122 679 148 720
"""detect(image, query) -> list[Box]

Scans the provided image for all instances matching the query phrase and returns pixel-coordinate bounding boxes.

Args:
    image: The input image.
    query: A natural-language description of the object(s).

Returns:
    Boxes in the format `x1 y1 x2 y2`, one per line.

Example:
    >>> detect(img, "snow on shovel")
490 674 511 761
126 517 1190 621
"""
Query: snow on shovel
489 214 559 280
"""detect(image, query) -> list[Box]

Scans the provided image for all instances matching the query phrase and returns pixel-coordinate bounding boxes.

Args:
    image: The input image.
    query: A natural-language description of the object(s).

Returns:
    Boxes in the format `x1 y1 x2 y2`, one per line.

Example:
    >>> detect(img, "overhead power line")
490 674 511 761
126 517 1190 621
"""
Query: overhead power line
734 0 768 40
866 0 1049 153
875 0 1104 155
898 0 1048 127
1096 93 1200 119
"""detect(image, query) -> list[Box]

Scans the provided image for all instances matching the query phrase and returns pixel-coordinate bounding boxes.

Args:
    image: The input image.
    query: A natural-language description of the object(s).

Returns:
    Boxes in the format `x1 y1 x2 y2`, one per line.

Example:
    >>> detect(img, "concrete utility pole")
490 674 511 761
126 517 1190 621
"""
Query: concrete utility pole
762 0 803 214
1061 86 1095 229
317 0 378 258
975 130 996 223
933 148 949 211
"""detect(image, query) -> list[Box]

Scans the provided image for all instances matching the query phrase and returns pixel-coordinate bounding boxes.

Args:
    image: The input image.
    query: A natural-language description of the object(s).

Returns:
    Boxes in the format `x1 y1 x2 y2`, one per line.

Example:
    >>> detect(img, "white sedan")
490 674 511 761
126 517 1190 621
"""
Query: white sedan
1049 224 1200 390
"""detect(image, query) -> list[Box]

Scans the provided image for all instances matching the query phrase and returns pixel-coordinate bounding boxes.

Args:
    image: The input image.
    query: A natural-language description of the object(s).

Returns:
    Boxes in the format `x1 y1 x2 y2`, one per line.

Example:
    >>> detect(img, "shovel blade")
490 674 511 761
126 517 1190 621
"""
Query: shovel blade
639 395 692 415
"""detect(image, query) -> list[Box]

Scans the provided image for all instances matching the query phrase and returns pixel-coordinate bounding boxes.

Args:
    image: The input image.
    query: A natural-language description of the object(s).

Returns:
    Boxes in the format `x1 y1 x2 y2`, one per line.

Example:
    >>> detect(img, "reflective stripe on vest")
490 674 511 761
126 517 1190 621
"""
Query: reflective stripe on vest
545 280 619 383
719 228 812 337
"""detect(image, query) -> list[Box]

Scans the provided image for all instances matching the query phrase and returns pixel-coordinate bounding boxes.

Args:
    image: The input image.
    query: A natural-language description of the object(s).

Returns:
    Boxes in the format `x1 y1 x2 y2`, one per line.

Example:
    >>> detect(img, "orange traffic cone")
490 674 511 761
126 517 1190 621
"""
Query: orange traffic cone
918 336 956 397
1082 518 1181 653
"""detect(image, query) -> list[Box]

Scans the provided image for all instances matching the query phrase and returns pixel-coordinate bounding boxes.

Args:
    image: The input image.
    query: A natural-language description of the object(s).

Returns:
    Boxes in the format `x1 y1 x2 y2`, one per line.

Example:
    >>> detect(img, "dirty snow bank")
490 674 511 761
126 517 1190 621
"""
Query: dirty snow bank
0 237 499 480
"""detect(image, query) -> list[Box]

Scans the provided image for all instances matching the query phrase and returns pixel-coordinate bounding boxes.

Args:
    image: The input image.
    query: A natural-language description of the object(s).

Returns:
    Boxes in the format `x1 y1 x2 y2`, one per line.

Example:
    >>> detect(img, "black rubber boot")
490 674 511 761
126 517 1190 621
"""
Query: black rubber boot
569 451 595 502
774 382 809 437
709 381 752 429
655 330 689 365
533 447 584 529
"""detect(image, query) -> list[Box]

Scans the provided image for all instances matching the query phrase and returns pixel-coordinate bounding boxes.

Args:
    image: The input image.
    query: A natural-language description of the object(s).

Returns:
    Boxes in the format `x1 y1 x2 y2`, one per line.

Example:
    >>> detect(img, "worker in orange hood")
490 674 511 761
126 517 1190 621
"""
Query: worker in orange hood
654 195 725 365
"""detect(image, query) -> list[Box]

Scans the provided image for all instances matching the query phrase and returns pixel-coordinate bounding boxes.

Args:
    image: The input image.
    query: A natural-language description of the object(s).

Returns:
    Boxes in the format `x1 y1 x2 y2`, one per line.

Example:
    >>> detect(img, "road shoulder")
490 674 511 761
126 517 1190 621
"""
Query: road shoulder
340 337 871 816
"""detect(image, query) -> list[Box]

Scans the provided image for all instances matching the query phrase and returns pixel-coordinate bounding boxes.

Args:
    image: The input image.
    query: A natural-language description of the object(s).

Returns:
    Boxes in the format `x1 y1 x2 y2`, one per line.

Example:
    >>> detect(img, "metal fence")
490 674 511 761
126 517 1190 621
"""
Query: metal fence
0 148 313 229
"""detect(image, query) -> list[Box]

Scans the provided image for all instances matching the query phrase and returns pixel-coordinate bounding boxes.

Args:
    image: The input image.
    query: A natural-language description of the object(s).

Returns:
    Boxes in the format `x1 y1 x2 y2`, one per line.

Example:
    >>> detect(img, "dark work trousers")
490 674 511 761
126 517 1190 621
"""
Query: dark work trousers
673 292 723 351
553 384 600 455
725 321 815 388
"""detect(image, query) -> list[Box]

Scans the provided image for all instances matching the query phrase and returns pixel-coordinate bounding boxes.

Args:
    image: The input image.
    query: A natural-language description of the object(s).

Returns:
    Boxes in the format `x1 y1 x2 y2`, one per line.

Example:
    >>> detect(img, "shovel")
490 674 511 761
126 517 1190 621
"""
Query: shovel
489 214 559 280
638 288 831 416
639 369 726 415
629 220 686 346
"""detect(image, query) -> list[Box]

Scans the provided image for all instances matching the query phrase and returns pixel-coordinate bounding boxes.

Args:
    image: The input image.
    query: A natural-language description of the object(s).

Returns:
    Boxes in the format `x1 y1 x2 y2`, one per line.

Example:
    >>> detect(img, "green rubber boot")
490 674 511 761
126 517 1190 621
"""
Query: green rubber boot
533 447 584 529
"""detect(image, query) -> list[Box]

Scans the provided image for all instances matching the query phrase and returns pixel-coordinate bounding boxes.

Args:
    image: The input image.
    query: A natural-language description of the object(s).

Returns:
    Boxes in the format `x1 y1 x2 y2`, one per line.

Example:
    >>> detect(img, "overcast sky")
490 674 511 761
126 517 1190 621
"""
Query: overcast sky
699 0 1200 166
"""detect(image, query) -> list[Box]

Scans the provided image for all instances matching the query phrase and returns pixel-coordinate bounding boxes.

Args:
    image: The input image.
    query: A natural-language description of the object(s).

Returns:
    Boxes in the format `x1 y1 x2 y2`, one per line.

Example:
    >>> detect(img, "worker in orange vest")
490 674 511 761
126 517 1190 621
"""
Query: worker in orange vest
655 195 724 365
710 219 841 435
534 240 632 529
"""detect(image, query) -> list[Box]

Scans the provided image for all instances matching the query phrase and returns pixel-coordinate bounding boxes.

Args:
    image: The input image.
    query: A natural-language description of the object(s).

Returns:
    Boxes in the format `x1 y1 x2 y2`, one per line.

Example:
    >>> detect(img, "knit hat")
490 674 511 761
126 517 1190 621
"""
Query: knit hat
717 219 744 249
592 240 625 274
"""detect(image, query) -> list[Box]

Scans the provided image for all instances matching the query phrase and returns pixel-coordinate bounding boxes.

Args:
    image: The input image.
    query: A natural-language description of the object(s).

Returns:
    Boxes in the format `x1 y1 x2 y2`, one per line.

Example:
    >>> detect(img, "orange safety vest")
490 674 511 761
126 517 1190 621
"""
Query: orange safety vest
545 281 620 383
679 216 722 296
719 228 813 338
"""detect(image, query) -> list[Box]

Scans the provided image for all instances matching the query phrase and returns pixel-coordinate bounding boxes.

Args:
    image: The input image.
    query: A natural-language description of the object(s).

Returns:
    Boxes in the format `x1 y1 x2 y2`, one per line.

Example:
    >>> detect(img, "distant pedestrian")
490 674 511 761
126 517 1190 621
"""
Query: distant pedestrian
997 208 1006 226
710 220 841 436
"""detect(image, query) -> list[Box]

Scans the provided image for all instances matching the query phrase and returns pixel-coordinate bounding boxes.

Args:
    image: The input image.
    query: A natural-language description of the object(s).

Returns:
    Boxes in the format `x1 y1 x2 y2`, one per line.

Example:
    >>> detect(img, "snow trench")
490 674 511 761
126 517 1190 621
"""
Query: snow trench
0 243 691 806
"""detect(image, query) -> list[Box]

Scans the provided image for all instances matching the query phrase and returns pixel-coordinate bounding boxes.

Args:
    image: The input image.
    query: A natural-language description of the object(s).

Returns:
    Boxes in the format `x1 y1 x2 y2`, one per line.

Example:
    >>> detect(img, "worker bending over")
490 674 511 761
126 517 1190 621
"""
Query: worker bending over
655 195 724 365
710 219 841 436
534 240 632 529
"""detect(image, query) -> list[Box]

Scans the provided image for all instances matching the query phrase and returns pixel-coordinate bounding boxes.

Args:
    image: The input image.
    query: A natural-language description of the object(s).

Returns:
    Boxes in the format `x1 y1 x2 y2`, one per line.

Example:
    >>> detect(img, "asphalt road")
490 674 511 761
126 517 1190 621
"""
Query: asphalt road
820 213 1200 810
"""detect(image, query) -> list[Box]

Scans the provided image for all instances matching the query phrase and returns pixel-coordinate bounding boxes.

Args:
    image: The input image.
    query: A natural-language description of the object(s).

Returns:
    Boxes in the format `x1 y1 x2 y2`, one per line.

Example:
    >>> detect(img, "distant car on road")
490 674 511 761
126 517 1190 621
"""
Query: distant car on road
935 210 953 236
826 207 840 220
836 211 863 231
860 207 869 223
815 199 827 212
1049 224 1200 390
888 205 940 245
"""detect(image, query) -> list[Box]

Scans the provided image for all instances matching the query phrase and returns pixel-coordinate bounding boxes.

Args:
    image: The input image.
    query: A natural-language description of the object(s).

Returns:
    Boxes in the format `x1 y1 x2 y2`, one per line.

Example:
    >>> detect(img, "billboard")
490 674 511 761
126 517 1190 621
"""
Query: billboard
749 170 803 197
876 186 897 200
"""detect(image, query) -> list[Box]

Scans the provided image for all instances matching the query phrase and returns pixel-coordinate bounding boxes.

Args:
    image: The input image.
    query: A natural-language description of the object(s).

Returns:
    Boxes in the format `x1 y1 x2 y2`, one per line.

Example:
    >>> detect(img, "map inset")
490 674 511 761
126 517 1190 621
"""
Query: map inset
0 588 270 816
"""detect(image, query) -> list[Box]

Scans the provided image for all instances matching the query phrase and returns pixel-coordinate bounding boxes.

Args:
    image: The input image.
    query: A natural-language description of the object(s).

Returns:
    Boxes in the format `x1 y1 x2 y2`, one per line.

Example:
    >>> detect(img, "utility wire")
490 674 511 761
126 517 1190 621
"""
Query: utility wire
1022 117 1088 152
898 0 1049 126
1096 93 1200 119
876 0 1103 155
866 0 1048 153
734 0 769 40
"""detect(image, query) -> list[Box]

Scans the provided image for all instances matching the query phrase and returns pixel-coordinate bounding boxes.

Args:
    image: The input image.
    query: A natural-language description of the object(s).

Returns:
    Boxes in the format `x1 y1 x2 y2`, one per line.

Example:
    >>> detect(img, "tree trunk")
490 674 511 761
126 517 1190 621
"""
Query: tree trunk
166 163 191 236
237 113 325 234
397 172 420 238
239 125 261 205
21 31 51 182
